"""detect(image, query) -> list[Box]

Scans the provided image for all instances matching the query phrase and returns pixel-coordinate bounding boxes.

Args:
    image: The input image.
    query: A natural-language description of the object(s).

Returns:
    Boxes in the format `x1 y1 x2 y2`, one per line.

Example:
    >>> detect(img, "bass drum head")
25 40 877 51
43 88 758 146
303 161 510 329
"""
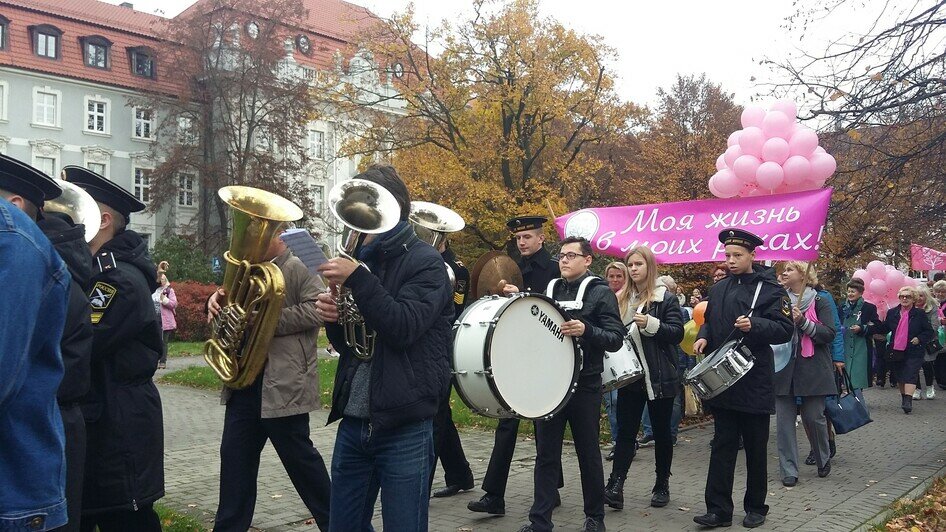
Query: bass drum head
488 295 578 419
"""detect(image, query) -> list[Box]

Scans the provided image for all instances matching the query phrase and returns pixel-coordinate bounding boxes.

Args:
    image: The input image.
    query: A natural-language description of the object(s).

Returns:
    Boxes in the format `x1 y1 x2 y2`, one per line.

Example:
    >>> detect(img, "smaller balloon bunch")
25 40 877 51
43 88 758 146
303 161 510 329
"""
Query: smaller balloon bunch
852 260 921 318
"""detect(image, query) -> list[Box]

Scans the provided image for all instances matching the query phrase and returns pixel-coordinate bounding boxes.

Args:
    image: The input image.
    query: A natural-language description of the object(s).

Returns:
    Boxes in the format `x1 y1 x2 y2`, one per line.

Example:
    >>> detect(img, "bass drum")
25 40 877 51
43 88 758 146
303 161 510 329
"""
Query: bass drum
453 294 581 419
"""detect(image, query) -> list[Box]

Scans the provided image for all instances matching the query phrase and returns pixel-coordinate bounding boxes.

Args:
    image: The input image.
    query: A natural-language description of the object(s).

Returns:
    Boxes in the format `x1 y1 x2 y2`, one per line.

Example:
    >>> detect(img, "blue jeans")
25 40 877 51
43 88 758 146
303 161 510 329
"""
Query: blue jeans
330 417 433 532
602 389 619 441
642 390 683 440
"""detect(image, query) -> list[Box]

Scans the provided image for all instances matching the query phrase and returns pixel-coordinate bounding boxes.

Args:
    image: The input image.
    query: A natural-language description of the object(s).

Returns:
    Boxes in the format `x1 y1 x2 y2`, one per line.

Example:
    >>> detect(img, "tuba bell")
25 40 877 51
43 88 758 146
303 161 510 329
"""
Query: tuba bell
327 178 400 360
44 178 101 243
204 186 303 389
408 201 465 288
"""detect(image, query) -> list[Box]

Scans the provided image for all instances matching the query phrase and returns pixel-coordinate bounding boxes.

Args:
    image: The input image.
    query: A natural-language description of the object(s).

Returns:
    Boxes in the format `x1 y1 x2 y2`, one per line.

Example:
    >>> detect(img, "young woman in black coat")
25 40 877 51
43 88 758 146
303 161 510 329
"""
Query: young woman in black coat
605 245 684 510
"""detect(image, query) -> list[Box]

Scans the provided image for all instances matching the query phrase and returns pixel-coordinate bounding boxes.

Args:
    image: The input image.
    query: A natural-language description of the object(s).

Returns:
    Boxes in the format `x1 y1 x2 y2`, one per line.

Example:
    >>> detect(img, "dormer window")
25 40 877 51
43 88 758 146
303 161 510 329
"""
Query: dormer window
296 34 310 54
129 47 156 79
0 16 10 51
82 36 111 69
31 25 62 59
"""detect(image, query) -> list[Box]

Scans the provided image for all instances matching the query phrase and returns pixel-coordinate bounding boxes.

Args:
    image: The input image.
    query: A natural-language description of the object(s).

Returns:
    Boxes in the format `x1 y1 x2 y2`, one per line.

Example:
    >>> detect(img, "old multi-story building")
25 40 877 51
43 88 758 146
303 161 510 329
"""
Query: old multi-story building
0 0 404 247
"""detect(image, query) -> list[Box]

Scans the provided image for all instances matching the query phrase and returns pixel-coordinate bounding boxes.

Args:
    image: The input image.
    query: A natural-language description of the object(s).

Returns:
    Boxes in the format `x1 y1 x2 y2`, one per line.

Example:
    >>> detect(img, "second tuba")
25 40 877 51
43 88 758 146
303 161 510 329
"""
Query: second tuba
408 201 465 288
204 186 303 389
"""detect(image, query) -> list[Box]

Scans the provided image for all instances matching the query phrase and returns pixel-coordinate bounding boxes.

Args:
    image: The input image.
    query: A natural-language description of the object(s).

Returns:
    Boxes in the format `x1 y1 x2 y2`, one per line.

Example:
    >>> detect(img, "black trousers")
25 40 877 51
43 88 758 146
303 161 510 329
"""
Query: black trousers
611 388 674 481
482 418 564 497
213 379 331 532
53 405 86 532
704 408 770 519
79 505 161 532
936 353 946 389
530 376 604 531
431 381 473 488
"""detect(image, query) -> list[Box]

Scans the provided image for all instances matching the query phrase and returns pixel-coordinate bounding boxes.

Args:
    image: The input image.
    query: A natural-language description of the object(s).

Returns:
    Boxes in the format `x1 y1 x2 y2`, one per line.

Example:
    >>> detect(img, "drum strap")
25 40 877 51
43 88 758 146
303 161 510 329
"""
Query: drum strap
719 281 765 348
546 276 597 311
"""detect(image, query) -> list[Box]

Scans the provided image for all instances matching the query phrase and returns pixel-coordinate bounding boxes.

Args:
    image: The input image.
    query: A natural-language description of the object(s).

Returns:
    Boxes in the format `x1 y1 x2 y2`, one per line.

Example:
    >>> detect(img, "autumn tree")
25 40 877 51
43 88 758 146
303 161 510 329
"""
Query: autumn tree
138 0 322 251
322 0 640 260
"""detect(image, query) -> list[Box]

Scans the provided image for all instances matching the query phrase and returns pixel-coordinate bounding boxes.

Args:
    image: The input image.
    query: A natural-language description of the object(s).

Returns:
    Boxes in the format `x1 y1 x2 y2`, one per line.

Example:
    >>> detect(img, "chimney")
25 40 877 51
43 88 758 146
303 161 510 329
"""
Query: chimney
119 2 133 8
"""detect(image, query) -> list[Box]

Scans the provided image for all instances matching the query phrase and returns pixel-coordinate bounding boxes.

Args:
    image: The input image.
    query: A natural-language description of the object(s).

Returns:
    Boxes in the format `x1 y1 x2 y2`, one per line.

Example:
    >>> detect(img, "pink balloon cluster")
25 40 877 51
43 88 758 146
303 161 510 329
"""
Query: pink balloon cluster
851 261 921 318
709 99 837 198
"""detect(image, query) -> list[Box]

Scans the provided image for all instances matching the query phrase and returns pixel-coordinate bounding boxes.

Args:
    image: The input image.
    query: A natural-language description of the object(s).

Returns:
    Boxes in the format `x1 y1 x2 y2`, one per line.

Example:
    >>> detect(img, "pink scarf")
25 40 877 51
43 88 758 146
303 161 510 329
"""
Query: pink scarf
893 306 911 351
800 302 820 358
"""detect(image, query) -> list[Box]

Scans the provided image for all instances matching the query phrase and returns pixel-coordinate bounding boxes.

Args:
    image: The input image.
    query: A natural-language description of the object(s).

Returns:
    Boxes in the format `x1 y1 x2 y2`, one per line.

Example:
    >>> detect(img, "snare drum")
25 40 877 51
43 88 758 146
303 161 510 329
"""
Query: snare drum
685 340 754 400
453 293 581 419
602 338 644 391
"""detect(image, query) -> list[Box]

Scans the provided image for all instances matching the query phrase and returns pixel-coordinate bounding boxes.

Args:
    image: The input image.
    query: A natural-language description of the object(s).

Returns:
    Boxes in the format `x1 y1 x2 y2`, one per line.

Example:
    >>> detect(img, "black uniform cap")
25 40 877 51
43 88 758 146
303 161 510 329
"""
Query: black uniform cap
719 228 764 251
63 165 145 219
0 153 62 208
506 215 547 233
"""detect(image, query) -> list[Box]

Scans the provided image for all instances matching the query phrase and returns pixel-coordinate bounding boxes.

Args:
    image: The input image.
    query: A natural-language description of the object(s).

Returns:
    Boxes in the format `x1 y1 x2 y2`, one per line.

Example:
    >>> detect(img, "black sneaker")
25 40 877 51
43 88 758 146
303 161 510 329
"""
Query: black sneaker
580 517 606 531
693 513 732 528
805 450 816 466
743 512 766 528
468 493 505 515
638 435 655 447
818 460 832 478
650 479 670 508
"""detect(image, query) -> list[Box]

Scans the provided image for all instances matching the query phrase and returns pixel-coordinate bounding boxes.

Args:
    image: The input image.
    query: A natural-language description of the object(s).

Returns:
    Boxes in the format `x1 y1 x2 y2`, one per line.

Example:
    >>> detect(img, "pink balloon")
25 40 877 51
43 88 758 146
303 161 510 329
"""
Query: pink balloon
761 111 793 139
741 106 766 128
814 146 826 154
762 137 790 164
738 182 760 198
727 131 742 147
867 260 887 279
782 155 811 185
723 145 743 168
810 152 837 181
869 279 888 297
770 99 798 121
713 170 741 198
708 174 726 198
738 127 765 157
852 269 869 281
774 183 791 195
732 155 762 183
715 153 727 171
788 128 819 157
755 161 785 191
886 269 905 287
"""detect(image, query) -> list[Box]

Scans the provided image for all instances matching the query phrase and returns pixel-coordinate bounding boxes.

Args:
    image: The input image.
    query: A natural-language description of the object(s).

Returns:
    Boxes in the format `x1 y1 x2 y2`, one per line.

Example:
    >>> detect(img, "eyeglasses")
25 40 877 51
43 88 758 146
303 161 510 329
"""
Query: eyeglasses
898 294 914 299
557 252 587 262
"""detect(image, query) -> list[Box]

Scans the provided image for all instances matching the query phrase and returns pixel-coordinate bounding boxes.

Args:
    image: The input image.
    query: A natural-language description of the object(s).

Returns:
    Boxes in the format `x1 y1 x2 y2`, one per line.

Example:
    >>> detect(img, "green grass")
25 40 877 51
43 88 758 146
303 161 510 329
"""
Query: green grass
167 332 329 358
155 503 207 532
159 365 222 390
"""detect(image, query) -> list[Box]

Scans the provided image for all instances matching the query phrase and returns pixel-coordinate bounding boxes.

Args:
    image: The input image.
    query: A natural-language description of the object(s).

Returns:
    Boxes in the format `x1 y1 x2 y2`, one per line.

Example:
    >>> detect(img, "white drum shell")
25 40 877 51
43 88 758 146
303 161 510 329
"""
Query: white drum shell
601 338 644 391
453 294 580 419
685 341 754 400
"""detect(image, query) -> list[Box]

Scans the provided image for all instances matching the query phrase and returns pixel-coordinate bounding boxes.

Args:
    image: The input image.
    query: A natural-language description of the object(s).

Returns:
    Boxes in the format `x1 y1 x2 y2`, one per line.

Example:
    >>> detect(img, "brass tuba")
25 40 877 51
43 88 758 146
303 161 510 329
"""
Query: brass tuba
44 179 101 243
204 186 303 388
408 201 465 288
327 178 400 360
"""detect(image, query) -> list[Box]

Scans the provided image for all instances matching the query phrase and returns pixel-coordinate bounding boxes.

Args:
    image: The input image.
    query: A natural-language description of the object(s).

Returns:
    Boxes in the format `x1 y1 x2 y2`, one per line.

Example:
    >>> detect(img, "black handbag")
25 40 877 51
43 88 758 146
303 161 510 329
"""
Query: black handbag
824 368 872 434
925 338 944 356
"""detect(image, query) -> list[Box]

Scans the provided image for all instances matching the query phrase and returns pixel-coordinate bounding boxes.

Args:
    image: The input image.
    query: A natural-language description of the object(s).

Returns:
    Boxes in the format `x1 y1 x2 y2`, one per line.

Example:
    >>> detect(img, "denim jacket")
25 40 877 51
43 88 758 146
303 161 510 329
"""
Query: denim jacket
0 199 70 531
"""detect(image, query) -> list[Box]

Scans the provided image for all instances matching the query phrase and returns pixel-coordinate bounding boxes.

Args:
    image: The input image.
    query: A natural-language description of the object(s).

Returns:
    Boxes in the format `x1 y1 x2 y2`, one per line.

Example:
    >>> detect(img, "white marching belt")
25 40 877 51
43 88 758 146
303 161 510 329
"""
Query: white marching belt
545 276 596 311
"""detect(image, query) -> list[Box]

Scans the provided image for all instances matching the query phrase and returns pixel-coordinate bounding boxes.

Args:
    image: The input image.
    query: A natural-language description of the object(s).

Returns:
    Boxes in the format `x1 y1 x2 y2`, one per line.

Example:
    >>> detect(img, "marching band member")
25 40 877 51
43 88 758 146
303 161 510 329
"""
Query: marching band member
692 229 793 529
469 215 564 515
316 165 454 531
605 246 684 511
518 236 625 532
67 168 165 531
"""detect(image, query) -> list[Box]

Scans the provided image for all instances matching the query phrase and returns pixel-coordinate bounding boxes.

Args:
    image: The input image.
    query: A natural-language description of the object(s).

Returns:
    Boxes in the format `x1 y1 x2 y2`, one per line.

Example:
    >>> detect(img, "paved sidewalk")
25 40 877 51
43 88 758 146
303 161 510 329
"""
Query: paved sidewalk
157 363 946 531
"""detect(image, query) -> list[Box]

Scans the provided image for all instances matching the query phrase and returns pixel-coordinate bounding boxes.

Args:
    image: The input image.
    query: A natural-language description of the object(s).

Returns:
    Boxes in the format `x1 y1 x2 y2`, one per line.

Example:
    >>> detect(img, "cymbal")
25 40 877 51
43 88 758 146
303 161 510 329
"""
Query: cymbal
470 250 523 299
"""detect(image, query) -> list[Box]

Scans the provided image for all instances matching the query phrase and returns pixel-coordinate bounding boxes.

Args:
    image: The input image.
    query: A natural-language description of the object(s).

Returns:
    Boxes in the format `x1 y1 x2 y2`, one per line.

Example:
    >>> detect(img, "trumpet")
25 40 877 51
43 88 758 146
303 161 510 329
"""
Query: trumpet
327 179 400 359
408 201 465 289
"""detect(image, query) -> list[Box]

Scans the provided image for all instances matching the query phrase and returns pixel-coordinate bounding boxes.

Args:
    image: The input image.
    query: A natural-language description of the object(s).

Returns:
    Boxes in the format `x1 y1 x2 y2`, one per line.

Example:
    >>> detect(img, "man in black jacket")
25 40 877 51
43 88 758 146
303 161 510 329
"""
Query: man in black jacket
469 216 564 516
692 229 793 530
37 206 94 532
316 165 453 531
66 167 165 531
519 236 625 532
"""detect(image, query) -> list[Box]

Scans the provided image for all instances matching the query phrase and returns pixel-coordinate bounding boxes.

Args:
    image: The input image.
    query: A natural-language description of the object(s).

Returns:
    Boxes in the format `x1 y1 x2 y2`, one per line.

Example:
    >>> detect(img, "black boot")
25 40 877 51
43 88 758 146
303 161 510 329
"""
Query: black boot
828 439 837 458
468 493 505 515
902 393 913 414
650 478 670 508
604 473 625 510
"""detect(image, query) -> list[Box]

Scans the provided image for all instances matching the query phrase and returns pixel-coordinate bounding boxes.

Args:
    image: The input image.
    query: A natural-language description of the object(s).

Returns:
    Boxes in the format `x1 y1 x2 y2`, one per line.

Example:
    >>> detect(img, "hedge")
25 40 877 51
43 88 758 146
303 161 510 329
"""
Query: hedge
170 281 218 341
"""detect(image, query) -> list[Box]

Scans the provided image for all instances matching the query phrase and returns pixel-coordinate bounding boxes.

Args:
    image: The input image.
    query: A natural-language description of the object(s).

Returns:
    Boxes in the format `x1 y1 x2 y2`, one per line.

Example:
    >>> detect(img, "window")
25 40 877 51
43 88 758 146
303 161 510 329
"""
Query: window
313 185 324 209
35 156 55 177
83 37 111 69
0 81 7 121
130 48 155 79
177 116 197 144
0 16 9 51
133 107 154 139
133 167 151 203
86 98 108 133
33 88 59 127
31 25 62 59
87 162 106 176
178 173 195 206
308 129 324 160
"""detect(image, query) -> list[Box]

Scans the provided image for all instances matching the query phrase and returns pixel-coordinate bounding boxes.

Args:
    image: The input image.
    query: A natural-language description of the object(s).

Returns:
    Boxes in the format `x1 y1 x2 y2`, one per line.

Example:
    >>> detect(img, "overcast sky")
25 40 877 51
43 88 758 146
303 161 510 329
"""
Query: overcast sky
104 0 894 109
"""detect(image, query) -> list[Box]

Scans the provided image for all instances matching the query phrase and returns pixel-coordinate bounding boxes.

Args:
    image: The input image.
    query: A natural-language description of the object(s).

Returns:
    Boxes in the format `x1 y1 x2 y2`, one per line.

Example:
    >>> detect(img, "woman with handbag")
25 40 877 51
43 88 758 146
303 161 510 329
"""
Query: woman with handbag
877 286 936 413
605 246 684 510
914 285 942 399
774 261 837 487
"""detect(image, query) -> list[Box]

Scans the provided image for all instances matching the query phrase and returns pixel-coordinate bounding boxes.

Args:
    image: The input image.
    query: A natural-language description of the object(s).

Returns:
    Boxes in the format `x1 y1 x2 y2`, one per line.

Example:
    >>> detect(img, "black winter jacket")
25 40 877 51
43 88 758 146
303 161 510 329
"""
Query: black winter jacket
549 272 625 379
877 305 936 358
326 224 454 430
82 229 164 513
697 264 793 415
623 286 685 399
37 212 93 404
519 246 561 293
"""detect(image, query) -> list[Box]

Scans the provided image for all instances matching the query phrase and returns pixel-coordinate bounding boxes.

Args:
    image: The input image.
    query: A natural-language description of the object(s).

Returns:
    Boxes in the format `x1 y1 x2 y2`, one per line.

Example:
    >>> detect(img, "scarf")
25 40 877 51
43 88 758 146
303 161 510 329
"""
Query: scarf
893 306 911 351
789 287 819 358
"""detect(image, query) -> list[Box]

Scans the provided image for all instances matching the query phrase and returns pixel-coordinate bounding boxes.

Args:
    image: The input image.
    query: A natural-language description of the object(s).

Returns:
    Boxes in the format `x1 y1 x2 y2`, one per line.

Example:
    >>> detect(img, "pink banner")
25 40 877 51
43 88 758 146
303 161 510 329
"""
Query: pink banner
911 243 946 271
555 188 832 264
